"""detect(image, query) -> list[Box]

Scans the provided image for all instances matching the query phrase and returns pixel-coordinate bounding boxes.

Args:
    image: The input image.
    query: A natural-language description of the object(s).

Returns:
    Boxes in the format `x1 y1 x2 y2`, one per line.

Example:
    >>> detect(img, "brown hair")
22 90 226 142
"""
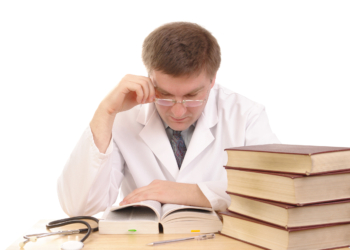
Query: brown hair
142 22 221 79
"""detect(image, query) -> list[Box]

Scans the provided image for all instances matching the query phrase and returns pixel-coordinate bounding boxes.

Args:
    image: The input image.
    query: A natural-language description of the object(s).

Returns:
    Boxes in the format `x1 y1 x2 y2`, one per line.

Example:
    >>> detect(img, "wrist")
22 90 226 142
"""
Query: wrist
186 184 211 208
91 105 116 131
98 99 119 116
100 90 126 115
90 105 117 154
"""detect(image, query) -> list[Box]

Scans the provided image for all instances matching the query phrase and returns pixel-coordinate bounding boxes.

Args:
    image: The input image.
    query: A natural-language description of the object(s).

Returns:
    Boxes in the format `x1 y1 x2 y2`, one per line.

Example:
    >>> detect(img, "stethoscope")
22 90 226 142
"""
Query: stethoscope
20 216 99 250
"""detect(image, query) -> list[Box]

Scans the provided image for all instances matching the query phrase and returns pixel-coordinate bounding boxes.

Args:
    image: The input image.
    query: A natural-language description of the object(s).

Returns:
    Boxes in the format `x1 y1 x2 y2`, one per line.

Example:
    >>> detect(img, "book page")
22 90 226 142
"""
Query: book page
161 209 220 223
105 206 159 222
109 200 162 221
160 203 213 220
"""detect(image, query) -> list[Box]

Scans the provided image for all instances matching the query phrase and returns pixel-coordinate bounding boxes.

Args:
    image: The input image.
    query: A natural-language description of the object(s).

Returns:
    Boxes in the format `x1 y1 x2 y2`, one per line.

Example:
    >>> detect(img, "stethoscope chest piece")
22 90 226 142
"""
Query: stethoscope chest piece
61 241 84 250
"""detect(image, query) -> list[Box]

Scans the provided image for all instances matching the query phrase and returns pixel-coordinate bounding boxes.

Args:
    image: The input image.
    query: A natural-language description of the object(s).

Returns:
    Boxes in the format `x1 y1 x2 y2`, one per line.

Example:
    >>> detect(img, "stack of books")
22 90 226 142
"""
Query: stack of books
219 144 350 250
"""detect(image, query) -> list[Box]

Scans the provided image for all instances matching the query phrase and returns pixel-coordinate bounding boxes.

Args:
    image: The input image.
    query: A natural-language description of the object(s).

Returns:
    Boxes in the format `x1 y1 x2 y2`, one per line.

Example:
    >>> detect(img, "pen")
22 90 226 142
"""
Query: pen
147 233 215 246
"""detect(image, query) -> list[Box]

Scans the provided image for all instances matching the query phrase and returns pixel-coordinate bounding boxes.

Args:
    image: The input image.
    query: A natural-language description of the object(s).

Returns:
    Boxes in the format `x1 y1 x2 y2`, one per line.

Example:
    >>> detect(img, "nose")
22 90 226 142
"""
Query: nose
171 102 187 118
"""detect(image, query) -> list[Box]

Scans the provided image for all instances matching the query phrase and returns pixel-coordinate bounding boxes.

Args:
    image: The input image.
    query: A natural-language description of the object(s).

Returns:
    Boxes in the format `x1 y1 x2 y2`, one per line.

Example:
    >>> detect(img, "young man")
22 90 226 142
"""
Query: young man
58 22 280 216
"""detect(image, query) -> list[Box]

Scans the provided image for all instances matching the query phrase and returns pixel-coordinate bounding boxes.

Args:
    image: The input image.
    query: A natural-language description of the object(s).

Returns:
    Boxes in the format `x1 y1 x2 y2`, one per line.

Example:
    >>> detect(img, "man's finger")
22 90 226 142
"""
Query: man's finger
120 185 153 205
147 78 155 102
124 192 151 205
125 81 144 104
140 80 150 103
134 76 153 103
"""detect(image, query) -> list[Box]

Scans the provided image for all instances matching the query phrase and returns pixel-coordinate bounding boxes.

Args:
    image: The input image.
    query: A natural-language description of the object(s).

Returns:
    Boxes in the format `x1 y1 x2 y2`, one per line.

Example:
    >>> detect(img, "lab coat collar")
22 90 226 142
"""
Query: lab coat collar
201 87 219 129
137 103 179 180
180 89 217 172
136 89 218 179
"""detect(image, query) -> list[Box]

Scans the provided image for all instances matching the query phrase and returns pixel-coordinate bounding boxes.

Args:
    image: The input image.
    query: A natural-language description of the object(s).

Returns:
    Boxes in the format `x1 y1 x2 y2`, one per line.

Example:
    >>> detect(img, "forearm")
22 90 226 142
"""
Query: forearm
197 181 231 212
185 184 212 208
90 103 116 154
90 75 155 154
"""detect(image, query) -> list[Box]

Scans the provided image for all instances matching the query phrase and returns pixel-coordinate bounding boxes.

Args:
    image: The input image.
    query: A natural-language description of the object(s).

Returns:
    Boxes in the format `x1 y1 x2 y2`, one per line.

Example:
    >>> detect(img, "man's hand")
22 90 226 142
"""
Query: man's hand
90 74 155 153
119 180 212 208
101 74 156 115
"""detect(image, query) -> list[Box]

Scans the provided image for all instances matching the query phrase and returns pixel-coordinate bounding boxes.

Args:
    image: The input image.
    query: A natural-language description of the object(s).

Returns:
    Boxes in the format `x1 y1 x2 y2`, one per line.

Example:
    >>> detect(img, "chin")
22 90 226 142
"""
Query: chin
167 121 191 131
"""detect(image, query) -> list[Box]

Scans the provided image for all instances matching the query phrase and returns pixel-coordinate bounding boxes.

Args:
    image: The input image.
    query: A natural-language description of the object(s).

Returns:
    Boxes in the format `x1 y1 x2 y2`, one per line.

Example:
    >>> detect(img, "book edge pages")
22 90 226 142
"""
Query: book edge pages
225 167 350 177
160 204 213 221
109 200 162 221
228 192 350 208
219 211 350 231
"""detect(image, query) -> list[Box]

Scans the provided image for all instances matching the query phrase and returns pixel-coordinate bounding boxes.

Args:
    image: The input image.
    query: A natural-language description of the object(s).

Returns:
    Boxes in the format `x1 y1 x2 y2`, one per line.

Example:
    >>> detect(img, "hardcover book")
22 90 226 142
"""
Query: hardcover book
219 211 350 250
227 193 350 229
225 168 350 205
225 144 350 175
99 200 222 234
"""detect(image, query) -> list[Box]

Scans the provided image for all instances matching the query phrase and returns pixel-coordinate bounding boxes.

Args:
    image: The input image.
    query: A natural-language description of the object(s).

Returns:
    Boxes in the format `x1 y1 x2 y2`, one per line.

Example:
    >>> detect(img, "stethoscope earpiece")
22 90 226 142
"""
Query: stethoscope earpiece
61 240 84 250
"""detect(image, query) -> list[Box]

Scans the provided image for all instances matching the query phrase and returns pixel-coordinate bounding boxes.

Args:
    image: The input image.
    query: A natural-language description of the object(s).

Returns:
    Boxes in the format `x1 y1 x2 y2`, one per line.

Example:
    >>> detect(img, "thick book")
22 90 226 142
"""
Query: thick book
219 211 350 250
99 200 223 234
225 168 350 205
225 144 350 175
227 193 350 229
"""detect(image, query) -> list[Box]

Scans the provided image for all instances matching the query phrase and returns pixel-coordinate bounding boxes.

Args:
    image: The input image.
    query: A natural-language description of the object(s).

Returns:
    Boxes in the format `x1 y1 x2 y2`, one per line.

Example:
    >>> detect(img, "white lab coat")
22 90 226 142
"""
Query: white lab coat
57 84 280 216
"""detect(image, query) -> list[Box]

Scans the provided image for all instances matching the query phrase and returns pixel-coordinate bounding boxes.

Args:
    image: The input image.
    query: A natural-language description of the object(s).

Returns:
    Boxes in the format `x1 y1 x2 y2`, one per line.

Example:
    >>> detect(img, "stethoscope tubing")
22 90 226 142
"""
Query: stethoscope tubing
22 216 99 245
45 216 99 242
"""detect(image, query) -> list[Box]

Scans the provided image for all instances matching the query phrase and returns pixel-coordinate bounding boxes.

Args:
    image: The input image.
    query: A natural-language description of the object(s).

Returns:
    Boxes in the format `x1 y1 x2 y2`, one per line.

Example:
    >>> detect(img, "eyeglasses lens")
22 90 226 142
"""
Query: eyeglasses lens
155 99 203 107
184 101 202 107
156 99 173 106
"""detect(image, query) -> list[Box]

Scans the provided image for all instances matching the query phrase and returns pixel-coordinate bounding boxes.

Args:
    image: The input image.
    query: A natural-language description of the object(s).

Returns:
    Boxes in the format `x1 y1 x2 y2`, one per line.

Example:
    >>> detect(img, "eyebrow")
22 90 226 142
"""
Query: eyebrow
154 85 205 96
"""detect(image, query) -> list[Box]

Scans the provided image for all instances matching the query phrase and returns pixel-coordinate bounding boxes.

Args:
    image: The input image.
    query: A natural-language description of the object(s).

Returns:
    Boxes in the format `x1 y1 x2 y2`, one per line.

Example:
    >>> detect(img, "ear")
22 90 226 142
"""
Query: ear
210 73 217 89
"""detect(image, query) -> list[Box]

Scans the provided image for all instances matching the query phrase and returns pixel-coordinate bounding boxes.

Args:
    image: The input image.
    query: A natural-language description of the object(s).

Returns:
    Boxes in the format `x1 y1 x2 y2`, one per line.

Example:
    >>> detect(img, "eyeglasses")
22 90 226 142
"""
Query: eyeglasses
154 98 207 107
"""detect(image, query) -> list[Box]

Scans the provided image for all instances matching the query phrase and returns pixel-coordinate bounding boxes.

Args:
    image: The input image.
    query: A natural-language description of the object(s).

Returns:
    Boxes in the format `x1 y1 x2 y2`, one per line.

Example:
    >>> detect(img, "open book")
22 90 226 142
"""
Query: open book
99 200 223 234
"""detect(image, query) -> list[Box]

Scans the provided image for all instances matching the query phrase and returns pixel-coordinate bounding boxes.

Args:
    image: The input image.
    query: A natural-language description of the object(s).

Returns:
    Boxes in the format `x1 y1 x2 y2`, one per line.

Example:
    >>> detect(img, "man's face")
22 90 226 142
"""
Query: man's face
150 70 215 131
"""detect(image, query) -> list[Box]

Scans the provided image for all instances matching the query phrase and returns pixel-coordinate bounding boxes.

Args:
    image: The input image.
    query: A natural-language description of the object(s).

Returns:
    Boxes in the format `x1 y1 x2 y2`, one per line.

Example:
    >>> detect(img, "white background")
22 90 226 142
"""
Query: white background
1 0 349 248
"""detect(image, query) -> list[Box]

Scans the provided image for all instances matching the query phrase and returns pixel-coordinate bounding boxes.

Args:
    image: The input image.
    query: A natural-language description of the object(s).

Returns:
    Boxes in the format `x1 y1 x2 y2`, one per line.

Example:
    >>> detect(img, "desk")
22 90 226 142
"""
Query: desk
6 219 350 250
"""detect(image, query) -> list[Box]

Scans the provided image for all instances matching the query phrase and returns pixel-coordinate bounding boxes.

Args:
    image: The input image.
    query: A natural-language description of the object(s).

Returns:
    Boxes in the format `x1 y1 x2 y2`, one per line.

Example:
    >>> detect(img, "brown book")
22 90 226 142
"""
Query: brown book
219 210 350 250
228 193 350 229
225 144 350 175
225 168 350 205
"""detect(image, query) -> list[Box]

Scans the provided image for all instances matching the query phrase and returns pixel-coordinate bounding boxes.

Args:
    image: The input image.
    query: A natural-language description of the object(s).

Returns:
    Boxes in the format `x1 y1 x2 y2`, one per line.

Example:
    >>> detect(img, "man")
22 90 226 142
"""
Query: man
57 22 280 217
